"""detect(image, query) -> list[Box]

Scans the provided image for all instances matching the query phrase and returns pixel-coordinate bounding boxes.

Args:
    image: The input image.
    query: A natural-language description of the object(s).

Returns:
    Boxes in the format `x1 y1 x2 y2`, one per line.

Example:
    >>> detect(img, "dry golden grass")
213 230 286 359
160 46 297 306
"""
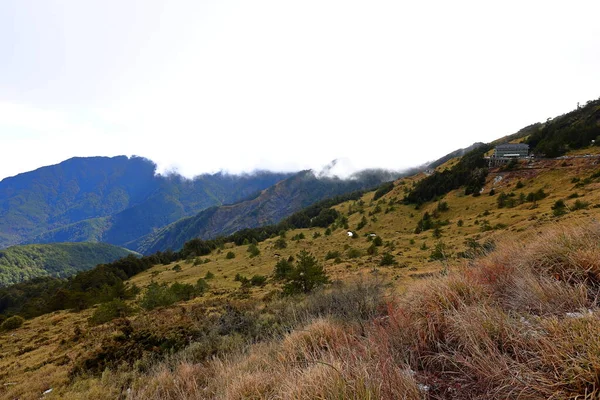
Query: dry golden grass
98 223 600 400
126 318 421 400
0 309 95 400
5 155 600 399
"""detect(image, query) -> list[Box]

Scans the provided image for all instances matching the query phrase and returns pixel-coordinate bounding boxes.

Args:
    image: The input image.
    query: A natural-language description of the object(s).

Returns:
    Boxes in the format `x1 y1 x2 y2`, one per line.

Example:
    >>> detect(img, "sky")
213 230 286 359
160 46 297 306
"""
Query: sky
1 0 600 180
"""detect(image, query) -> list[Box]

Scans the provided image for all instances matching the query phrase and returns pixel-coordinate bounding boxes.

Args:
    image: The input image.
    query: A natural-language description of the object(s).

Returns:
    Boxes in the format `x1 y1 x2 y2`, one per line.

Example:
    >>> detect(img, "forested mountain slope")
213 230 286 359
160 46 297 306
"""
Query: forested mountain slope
0 156 291 249
0 242 135 286
137 169 400 254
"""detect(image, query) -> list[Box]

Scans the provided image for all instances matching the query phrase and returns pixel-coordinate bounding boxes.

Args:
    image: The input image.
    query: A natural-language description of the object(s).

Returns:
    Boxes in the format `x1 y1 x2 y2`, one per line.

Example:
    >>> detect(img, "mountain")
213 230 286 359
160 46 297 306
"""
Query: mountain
526 97 600 157
0 242 135 286
0 156 292 250
4 98 600 399
426 142 486 170
136 169 400 254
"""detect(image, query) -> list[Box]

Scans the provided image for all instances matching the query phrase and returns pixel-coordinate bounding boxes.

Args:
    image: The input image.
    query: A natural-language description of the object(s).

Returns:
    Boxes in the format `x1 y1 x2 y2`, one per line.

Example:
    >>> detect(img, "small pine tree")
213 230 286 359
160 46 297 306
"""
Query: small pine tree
552 199 567 216
283 250 329 294
367 243 378 255
356 215 368 230
274 237 287 249
379 253 396 266
373 236 383 246
250 275 267 286
247 244 260 257
195 278 209 293
273 259 293 280
88 299 133 326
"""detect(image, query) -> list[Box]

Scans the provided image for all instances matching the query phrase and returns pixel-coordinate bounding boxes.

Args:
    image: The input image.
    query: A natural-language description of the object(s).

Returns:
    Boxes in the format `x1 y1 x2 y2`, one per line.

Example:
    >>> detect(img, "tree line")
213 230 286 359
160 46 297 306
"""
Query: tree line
0 189 368 322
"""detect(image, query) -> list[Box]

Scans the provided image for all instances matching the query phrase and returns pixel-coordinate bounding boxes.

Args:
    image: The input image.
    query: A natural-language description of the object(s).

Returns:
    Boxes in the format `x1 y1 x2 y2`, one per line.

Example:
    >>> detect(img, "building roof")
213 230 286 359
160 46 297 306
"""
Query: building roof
495 143 529 150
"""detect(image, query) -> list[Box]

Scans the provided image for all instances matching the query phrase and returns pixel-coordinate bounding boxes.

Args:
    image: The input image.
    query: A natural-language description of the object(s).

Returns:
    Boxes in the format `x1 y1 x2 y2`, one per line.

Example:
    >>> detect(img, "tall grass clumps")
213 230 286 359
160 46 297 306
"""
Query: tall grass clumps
63 223 600 399
375 222 600 398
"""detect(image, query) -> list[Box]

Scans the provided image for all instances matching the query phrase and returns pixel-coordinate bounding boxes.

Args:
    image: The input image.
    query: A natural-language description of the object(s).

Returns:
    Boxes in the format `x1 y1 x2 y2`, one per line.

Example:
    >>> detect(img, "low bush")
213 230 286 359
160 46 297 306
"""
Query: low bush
1 315 24 331
88 298 134 326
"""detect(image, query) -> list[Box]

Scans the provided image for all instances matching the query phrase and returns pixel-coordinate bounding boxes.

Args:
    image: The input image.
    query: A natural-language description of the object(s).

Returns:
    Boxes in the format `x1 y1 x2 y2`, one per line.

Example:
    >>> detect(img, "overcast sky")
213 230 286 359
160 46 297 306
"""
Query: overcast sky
1 0 600 180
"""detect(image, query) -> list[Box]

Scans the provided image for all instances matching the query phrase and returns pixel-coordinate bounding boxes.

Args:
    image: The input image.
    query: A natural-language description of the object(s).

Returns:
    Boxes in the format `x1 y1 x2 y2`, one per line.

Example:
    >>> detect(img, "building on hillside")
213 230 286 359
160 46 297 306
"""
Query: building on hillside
493 143 530 158
488 143 529 167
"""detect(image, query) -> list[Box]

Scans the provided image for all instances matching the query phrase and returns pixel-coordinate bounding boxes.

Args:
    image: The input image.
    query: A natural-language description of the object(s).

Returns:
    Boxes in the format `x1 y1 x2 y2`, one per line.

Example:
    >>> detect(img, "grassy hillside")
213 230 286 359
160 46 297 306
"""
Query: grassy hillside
4 94 600 398
0 242 136 286
3 147 600 398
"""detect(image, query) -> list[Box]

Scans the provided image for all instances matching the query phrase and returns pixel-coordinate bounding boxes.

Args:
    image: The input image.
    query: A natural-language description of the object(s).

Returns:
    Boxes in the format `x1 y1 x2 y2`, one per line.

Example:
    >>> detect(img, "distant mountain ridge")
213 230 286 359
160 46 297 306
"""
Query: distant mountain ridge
0 155 405 255
0 156 292 250
426 142 486 170
137 169 401 254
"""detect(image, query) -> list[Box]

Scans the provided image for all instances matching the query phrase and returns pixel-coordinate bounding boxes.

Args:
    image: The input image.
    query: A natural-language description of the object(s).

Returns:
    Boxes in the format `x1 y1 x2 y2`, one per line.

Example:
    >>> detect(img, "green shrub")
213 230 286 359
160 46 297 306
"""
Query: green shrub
139 282 177 310
292 233 306 241
367 243 378 255
89 299 134 326
430 242 449 261
325 250 341 261
1 315 24 331
250 275 267 286
572 199 589 210
169 282 197 301
437 201 449 212
195 278 209 293
274 237 287 249
552 200 567 216
247 244 260 258
282 251 330 295
347 248 363 259
139 281 202 311
379 253 396 266
205 271 215 279
497 192 517 208
356 216 368 230
172 264 182 272
526 189 548 202
225 251 236 259
373 236 383 246
273 259 293 280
